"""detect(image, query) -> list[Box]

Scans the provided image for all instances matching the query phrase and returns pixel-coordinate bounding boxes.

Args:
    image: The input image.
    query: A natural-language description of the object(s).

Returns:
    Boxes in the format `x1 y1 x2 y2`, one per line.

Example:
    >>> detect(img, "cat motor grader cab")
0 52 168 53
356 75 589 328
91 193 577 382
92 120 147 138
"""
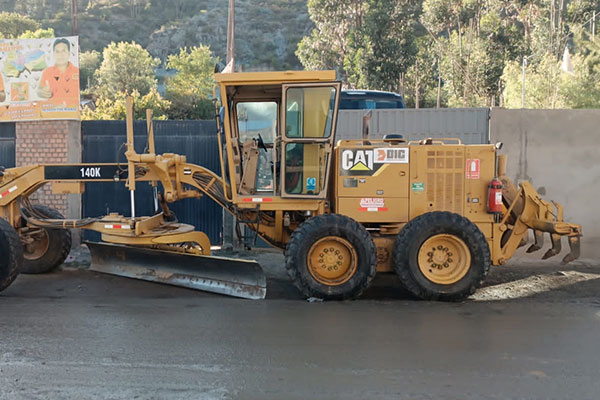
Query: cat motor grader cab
0 70 582 301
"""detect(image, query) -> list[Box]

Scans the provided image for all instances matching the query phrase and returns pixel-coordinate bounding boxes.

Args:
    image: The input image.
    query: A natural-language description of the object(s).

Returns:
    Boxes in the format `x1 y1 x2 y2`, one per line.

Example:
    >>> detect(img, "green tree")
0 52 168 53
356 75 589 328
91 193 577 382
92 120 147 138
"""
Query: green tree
404 37 441 108
422 0 472 37
82 88 171 120
358 0 419 91
19 27 55 39
0 12 39 38
502 53 565 108
297 0 417 91
566 0 600 27
80 50 102 92
438 31 490 107
165 45 217 120
561 52 600 108
296 0 369 85
93 41 160 100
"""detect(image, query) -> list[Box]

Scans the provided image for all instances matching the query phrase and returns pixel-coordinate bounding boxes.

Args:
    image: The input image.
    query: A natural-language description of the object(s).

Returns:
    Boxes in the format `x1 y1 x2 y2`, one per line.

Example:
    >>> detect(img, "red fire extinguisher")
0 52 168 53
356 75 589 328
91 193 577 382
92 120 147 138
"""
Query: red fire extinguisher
488 178 503 214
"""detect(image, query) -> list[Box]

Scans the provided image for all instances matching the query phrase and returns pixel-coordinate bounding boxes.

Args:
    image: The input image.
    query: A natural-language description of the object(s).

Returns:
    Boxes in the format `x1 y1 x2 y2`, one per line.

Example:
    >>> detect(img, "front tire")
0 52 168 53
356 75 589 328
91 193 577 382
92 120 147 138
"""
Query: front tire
285 214 377 300
393 212 490 301
20 205 71 274
0 218 23 291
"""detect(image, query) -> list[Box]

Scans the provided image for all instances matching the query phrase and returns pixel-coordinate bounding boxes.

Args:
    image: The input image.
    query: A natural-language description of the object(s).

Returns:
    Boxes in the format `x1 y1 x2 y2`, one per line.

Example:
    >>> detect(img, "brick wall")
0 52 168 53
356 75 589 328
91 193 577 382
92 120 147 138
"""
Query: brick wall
15 120 77 217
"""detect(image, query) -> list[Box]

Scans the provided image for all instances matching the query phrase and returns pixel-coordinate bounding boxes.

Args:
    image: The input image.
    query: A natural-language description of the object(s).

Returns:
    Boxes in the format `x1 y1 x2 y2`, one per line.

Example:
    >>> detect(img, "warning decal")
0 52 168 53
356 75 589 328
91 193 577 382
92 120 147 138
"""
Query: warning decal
465 159 480 179
358 198 388 212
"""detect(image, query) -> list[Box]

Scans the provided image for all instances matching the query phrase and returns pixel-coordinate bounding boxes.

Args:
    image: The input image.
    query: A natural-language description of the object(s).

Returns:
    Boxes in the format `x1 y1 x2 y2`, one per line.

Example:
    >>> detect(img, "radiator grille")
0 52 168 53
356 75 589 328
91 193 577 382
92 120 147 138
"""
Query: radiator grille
425 150 464 214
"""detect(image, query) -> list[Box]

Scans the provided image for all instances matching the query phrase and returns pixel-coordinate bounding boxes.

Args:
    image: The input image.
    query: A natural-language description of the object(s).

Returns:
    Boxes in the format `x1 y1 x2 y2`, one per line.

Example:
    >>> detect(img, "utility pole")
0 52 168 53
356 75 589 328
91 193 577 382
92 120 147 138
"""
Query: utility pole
226 0 235 68
71 0 79 36
223 0 235 251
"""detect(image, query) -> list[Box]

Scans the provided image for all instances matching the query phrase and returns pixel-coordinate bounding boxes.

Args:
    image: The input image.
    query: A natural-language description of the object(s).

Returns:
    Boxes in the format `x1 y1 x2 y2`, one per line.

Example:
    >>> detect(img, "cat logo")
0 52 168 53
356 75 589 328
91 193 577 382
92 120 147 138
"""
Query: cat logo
341 149 374 172
340 147 409 176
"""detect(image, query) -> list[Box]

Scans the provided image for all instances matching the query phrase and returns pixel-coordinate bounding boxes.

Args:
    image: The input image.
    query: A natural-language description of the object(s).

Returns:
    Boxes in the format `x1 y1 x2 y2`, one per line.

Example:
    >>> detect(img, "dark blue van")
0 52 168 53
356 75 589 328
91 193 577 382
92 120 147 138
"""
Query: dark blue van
339 90 406 110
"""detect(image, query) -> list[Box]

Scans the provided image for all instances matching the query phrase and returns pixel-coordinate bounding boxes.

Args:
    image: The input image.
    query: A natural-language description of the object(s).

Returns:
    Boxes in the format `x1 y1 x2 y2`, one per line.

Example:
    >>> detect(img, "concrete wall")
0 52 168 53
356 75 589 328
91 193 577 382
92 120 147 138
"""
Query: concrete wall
490 108 600 258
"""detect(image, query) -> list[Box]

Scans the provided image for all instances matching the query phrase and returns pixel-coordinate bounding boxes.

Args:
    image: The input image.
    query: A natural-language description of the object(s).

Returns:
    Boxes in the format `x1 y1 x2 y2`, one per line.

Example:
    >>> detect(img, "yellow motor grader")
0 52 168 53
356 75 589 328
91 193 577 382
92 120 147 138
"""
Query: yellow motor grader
0 70 582 300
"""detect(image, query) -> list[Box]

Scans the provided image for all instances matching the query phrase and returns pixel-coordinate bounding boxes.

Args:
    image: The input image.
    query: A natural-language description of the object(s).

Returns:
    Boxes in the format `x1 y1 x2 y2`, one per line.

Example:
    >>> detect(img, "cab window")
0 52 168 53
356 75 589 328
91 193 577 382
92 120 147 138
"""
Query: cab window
285 87 335 139
236 101 277 192
236 102 277 144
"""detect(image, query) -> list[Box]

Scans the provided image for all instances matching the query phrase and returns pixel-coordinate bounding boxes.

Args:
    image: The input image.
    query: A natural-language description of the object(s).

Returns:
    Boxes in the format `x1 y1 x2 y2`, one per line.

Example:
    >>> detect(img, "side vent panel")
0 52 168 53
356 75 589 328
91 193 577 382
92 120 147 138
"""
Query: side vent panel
424 150 464 214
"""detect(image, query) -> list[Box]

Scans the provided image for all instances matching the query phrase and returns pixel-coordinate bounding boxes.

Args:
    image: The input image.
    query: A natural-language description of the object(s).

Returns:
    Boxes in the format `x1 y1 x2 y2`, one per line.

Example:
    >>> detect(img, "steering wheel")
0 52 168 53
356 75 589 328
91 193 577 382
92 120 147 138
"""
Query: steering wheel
256 133 268 153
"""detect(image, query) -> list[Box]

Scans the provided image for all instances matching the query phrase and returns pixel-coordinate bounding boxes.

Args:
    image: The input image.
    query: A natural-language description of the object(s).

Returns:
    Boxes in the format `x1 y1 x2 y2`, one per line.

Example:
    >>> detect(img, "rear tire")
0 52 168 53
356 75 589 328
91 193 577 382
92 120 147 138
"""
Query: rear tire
393 211 490 301
21 205 71 274
285 214 377 300
0 218 23 291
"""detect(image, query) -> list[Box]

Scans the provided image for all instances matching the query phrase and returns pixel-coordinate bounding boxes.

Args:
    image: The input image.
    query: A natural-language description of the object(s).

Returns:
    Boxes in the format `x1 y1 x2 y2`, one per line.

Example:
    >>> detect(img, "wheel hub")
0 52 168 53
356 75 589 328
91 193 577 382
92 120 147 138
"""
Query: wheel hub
308 236 357 286
418 234 471 285
22 229 50 261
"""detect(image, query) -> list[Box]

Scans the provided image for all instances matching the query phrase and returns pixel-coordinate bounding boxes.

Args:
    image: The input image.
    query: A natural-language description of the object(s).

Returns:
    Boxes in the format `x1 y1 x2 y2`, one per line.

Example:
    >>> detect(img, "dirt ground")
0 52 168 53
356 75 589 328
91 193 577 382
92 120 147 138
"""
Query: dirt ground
63 243 600 304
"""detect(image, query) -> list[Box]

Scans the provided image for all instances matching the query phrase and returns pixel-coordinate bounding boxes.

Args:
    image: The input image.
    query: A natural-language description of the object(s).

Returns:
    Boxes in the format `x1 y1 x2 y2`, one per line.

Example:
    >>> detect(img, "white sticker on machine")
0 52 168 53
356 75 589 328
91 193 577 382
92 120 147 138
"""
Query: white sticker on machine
374 148 409 163
358 198 387 212
340 147 408 176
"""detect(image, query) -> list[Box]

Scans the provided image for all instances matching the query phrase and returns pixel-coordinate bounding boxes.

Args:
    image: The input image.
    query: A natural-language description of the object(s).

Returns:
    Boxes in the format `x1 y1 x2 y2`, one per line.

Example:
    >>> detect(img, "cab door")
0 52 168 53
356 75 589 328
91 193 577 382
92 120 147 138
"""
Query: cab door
280 83 341 198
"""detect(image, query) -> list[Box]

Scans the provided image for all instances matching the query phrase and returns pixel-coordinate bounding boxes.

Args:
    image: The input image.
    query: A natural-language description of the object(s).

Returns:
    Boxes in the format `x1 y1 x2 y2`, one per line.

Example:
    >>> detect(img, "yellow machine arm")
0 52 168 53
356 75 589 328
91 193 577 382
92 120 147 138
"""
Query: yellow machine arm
0 99 233 256
492 155 582 265
0 99 267 300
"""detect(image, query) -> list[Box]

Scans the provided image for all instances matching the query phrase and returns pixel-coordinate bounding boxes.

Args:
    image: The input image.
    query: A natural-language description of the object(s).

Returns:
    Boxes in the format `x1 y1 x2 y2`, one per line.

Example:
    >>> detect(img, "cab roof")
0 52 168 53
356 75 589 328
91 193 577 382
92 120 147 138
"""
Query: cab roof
214 70 336 85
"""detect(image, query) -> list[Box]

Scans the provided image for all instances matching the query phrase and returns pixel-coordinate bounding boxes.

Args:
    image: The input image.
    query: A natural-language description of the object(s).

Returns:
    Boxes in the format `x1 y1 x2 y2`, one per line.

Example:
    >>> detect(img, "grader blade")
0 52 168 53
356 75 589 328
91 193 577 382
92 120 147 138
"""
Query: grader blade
87 242 266 300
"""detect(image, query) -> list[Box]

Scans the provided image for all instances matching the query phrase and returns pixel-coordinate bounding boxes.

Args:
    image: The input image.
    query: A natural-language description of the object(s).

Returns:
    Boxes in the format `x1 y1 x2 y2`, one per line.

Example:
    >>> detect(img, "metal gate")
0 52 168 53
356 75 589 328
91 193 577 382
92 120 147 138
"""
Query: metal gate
336 108 490 144
82 120 223 244
0 123 15 168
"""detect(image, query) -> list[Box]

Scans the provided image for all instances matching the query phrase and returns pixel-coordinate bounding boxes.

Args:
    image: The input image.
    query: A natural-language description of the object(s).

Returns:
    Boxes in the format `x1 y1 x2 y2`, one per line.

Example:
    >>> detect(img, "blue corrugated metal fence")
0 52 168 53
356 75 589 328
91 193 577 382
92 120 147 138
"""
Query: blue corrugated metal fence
0 123 15 168
81 120 223 244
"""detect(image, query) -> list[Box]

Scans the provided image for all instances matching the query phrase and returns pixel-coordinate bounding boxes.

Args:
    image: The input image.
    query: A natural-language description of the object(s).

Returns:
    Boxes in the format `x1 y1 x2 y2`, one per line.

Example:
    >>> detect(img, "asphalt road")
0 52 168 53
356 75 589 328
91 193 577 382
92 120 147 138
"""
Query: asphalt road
1 249 600 400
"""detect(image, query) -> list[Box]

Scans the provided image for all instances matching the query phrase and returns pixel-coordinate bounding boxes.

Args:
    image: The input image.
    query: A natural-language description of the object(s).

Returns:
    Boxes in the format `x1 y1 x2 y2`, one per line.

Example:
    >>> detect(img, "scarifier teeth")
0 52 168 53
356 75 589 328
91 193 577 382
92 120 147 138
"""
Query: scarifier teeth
561 236 581 264
518 237 528 249
542 233 562 260
542 249 558 259
527 230 544 253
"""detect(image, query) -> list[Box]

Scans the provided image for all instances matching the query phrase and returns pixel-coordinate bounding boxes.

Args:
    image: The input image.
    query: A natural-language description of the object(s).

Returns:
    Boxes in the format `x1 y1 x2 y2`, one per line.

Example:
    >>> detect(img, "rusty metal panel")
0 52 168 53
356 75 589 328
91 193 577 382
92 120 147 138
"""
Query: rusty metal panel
336 108 489 144
0 122 15 168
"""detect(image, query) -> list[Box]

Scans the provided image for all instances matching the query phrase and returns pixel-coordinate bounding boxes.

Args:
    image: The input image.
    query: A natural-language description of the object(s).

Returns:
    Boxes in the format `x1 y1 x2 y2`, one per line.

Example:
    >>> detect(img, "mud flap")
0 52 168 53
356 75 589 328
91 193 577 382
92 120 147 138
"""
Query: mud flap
87 242 266 299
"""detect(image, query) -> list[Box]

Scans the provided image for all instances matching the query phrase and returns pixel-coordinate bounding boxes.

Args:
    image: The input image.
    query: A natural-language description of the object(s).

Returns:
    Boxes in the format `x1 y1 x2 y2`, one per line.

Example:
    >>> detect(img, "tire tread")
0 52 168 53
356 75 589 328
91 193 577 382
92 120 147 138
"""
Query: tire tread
21 205 71 274
284 214 376 300
393 211 490 301
0 218 23 291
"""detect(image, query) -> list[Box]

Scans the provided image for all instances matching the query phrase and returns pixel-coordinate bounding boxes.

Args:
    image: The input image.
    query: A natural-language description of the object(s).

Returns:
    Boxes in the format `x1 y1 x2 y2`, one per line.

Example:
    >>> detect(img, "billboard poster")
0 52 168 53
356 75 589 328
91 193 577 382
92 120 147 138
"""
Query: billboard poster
0 36 80 121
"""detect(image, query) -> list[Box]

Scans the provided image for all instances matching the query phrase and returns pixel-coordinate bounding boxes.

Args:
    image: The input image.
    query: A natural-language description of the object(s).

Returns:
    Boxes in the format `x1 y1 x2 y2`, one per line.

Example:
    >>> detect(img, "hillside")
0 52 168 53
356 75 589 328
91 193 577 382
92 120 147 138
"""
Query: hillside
7 0 312 70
